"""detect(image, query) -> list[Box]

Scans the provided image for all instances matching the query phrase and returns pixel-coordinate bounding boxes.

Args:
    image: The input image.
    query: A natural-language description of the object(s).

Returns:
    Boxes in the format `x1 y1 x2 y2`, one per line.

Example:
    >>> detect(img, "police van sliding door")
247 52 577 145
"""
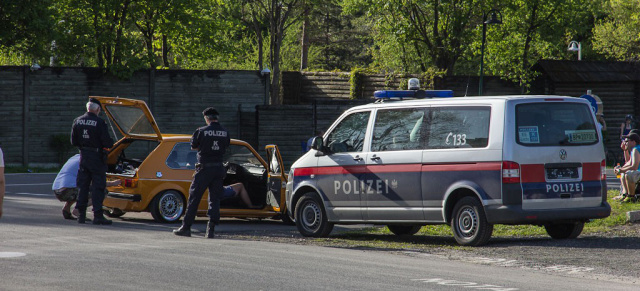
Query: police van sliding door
364 108 427 222
316 111 371 222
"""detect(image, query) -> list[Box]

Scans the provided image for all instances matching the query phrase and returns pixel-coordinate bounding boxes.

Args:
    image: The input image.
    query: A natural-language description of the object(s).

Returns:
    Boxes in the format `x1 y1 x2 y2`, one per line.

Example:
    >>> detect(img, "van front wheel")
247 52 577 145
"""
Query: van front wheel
544 222 584 239
295 193 333 237
451 197 493 246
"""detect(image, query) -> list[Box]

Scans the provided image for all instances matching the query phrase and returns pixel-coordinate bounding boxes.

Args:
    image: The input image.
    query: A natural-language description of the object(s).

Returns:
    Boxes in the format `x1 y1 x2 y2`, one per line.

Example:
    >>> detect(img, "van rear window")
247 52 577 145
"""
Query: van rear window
516 103 598 146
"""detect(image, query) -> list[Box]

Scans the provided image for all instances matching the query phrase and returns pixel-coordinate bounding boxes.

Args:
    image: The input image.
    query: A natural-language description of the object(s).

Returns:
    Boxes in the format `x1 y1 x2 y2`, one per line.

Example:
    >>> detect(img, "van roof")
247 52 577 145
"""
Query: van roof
349 95 585 111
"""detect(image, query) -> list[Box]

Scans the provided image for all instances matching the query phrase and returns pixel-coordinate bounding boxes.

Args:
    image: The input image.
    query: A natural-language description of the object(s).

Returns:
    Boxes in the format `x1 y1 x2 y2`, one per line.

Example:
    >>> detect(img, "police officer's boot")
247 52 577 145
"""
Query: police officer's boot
173 225 191 237
205 221 215 239
92 211 113 225
77 207 87 224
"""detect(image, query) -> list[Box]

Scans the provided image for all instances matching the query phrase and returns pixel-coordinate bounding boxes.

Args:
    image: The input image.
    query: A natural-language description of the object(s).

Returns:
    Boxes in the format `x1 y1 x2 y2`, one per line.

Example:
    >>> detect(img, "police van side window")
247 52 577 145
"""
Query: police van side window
425 106 491 149
326 111 371 153
372 108 425 151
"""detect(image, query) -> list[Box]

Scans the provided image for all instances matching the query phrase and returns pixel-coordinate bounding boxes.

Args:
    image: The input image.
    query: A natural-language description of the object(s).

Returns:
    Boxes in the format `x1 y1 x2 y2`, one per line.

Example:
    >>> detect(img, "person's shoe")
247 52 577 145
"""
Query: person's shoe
62 209 76 220
205 221 215 239
173 226 191 237
78 212 87 224
92 216 113 225
621 195 637 203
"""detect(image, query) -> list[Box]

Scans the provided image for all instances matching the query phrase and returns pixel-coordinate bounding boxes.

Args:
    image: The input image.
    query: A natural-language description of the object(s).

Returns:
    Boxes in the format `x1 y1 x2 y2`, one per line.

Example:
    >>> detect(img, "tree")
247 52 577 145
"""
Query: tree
0 0 54 63
592 0 640 61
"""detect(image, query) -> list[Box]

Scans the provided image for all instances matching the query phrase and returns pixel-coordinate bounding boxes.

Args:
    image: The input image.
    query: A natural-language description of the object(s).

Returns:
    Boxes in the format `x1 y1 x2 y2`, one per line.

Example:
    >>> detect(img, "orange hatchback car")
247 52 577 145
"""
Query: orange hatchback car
92 96 290 223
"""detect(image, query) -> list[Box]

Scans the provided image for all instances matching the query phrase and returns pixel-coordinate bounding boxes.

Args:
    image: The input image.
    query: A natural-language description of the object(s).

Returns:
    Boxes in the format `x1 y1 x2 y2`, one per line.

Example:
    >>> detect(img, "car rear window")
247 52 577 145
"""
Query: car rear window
516 102 598 146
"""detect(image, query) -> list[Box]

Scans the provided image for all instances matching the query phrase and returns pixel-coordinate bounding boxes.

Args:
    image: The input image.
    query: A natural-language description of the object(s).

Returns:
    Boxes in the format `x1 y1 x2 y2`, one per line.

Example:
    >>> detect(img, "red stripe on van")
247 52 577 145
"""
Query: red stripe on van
421 162 501 172
582 162 602 181
520 163 603 183
521 164 545 183
294 162 501 177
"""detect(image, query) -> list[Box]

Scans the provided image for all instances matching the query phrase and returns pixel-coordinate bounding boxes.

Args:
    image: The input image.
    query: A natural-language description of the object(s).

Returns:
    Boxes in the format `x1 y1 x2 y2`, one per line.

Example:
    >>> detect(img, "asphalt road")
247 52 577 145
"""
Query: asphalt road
1 173 638 290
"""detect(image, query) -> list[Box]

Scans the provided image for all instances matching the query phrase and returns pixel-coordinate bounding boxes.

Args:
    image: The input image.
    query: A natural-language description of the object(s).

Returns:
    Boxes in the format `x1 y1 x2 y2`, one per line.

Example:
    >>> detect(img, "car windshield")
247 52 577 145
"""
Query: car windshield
105 105 156 136
516 102 598 146
224 145 263 168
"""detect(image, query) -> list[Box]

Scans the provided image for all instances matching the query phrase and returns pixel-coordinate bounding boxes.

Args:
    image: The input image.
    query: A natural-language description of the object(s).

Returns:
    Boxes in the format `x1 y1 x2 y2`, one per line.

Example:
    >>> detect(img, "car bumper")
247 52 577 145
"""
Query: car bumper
107 192 142 202
485 202 611 224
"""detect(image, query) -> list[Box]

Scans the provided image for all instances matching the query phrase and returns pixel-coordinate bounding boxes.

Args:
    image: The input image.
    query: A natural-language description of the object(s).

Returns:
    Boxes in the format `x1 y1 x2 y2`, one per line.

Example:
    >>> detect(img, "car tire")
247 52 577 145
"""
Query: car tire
104 208 126 218
544 222 584 239
295 192 333 237
150 190 185 223
450 196 493 246
387 225 422 236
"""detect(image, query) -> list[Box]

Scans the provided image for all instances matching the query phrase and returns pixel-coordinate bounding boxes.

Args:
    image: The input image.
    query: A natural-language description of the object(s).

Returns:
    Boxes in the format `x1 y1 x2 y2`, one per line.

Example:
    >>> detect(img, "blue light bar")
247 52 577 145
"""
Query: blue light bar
374 90 454 99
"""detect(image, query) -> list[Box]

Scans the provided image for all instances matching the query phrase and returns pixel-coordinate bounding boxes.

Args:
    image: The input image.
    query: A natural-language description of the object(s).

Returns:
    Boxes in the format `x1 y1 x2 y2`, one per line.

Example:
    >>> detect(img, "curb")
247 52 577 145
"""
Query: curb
627 211 640 223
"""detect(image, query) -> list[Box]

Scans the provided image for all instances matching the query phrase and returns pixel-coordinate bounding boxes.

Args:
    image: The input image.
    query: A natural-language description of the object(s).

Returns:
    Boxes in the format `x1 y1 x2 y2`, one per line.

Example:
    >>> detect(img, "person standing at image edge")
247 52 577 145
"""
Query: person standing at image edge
71 98 114 225
0 147 5 219
174 107 230 238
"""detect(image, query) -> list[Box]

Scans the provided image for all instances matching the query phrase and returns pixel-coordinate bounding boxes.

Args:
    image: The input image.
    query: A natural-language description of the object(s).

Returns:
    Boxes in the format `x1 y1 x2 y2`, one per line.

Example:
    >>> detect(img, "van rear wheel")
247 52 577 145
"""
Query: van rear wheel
295 192 333 237
544 222 584 239
387 225 422 236
451 197 493 246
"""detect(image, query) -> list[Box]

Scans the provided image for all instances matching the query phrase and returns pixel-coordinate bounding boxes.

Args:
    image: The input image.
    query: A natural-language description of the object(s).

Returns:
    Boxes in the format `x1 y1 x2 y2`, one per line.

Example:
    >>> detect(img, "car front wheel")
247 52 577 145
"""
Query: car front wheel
150 190 185 223
295 192 333 237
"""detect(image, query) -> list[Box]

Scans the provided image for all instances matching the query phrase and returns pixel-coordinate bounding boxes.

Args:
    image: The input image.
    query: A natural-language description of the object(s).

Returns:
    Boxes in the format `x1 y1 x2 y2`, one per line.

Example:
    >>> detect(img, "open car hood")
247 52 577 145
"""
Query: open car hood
91 96 162 141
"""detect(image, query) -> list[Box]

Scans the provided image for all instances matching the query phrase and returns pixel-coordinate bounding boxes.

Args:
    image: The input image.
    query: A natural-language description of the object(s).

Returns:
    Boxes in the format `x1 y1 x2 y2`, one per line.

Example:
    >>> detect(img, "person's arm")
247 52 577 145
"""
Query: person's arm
621 123 625 140
621 149 640 172
601 117 607 131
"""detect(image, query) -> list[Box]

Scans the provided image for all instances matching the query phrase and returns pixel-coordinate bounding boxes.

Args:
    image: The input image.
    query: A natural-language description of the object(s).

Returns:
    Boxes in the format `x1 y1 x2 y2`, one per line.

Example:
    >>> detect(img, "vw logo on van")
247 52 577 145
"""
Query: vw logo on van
559 149 567 160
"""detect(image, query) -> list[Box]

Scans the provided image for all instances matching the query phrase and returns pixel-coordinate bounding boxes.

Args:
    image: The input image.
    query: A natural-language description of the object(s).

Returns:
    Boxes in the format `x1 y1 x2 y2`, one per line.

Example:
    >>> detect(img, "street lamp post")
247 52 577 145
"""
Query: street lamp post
479 9 502 96
568 41 581 60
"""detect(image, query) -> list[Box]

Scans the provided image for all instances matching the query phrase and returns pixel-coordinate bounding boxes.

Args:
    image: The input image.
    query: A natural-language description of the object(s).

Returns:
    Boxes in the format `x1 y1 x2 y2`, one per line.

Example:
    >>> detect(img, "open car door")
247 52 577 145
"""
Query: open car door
91 96 162 141
265 145 287 212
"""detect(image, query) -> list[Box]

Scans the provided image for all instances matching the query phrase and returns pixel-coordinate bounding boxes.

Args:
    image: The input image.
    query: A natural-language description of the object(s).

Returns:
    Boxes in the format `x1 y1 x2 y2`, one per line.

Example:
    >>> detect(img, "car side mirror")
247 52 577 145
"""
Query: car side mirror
311 136 331 156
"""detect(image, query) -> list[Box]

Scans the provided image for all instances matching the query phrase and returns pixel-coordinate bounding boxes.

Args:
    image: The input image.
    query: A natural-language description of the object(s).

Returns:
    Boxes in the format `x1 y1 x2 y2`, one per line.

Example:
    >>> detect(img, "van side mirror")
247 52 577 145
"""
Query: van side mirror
311 136 323 151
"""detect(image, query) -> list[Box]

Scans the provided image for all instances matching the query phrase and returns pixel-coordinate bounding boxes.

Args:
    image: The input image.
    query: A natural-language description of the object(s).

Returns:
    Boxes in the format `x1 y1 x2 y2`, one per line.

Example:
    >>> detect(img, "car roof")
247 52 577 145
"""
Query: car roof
349 95 584 111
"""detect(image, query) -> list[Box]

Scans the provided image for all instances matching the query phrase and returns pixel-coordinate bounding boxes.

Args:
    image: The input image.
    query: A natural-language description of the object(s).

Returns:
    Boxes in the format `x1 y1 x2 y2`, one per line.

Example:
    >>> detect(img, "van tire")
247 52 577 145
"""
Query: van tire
150 190 185 223
295 192 334 237
387 225 422 236
544 222 584 239
451 197 493 246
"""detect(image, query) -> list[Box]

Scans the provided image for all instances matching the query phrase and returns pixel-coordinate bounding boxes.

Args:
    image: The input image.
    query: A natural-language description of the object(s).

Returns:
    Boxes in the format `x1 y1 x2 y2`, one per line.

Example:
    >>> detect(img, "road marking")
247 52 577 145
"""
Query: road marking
544 265 594 274
0 252 27 258
412 278 518 290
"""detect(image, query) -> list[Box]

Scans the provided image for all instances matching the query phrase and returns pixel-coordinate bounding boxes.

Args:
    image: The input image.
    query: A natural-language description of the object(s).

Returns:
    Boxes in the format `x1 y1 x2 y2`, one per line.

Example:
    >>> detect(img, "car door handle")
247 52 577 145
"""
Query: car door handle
353 155 363 161
370 155 380 161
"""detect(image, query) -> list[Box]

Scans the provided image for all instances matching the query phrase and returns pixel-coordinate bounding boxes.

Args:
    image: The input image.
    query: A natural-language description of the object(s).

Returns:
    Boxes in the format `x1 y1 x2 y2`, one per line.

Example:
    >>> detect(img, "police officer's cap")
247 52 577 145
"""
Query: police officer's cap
89 98 101 106
203 107 219 117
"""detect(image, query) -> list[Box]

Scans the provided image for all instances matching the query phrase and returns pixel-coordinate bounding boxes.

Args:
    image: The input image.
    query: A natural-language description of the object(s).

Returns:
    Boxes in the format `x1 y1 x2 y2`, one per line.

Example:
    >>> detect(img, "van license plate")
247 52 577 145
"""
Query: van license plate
546 167 578 180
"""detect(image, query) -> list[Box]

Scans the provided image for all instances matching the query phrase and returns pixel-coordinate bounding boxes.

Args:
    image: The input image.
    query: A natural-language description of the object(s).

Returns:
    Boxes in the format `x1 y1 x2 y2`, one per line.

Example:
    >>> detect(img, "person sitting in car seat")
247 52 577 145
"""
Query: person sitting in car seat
614 133 640 203
223 183 260 209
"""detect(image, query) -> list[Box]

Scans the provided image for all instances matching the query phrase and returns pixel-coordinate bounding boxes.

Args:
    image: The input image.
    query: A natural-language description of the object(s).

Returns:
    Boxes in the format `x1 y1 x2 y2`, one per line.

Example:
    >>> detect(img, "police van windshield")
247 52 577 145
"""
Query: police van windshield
516 102 598 146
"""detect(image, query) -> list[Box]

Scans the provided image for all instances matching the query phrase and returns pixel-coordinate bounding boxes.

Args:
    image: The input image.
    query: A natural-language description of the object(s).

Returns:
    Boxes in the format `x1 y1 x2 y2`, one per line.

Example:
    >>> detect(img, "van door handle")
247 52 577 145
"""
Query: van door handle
370 155 380 161
353 155 363 161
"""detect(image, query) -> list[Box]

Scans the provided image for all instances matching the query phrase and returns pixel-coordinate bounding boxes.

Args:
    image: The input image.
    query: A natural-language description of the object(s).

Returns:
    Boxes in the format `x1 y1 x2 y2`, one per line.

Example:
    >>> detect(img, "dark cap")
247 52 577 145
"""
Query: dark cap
89 98 101 106
623 133 640 144
202 107 219 117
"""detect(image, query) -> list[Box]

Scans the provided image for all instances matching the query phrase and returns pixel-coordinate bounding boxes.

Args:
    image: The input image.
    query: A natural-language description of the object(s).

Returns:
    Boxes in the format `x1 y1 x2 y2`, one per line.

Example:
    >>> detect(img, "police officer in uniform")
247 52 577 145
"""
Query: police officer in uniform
174 107 230 238
71 98 114 225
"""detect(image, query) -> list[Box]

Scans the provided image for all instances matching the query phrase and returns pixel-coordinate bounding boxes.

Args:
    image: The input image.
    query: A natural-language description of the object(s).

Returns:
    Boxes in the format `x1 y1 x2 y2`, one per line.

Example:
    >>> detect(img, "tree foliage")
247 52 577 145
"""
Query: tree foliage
592 0 640 61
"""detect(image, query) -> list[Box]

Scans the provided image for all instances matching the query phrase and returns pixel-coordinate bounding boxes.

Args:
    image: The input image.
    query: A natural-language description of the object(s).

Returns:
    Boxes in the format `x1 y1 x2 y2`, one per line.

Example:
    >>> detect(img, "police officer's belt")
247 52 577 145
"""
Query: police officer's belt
80 147 101 152
197 162 223 168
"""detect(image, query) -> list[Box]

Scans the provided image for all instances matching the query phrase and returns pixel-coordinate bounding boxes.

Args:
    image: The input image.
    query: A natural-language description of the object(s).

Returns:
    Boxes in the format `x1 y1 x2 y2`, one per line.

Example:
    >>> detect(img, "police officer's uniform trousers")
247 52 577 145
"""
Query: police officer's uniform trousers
182 163 226 227
76 149 107 213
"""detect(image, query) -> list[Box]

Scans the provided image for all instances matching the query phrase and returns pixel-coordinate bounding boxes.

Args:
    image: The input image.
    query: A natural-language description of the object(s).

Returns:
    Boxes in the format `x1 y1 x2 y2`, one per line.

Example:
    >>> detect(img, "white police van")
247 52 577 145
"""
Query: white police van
285 80 611 246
